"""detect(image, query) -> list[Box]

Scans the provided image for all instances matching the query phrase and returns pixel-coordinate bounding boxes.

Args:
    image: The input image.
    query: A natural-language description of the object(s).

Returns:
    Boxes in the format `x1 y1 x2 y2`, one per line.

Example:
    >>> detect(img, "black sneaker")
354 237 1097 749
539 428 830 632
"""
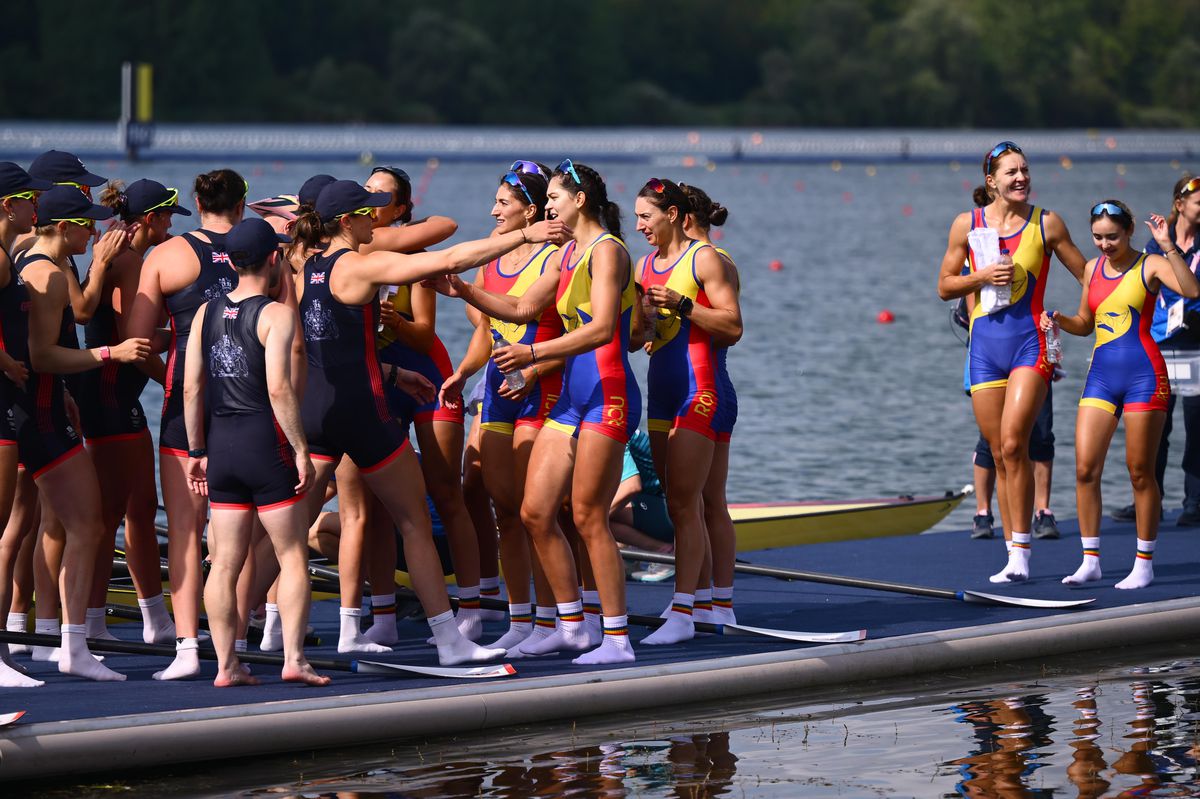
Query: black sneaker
971 512 994 539
1178 505 1200 527
1033 510 1060 540
1110 504 1137 522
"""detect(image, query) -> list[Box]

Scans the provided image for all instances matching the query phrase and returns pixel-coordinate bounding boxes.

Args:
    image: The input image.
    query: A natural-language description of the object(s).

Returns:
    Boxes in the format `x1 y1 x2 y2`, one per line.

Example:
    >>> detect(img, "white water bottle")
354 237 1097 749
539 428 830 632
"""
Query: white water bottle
1045 319 1062 364
494 338 526 390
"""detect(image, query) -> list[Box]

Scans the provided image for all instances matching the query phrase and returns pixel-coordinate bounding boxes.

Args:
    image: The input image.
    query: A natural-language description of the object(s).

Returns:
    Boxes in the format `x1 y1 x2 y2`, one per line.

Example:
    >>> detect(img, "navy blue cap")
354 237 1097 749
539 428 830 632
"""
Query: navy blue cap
37 185 114 223
29 150 106 187
316 180 390 224
225 218 290 269
123 179 192 217
298 174 336 208
0 163 51 197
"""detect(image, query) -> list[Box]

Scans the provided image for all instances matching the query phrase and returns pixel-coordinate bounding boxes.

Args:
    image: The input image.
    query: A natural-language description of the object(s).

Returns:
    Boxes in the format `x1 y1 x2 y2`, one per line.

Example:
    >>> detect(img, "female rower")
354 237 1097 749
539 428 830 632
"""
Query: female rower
76 179 189 646
1046 202 1198 589
680 183 738 625
11 186 150 680
937 141 1085 583
293 179 564 665
440 163 563 651
433 160 640 665
635 178 741 645
129 169 247 680
0 163 48 687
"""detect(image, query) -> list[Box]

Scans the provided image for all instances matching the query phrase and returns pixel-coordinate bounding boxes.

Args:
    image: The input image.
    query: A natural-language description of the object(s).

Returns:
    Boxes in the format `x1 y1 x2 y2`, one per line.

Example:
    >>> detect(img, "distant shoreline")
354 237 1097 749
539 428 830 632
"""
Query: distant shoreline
1 122 1196 164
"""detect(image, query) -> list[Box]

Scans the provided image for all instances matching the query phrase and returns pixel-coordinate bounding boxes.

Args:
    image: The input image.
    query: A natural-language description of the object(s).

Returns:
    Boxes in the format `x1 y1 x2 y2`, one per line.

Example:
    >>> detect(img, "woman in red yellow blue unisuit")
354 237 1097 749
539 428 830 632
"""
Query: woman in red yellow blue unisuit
937 142 1085 584
634 177 741 646
1044 201 1199 590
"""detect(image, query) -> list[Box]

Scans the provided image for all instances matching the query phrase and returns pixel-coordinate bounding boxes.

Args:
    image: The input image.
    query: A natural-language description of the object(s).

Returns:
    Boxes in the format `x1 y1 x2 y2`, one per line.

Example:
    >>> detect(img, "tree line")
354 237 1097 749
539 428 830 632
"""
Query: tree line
4 0 1197 127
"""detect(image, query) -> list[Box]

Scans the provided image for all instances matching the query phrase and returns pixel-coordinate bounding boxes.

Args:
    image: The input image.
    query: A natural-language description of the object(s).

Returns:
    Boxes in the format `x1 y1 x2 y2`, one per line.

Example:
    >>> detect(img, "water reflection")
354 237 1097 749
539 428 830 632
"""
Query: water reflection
945 673 1200 798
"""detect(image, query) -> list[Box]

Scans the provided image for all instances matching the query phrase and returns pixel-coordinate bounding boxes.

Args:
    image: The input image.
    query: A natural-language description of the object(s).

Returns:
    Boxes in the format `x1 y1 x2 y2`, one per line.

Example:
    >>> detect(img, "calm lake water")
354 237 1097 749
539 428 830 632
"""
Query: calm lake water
106 152 1194 530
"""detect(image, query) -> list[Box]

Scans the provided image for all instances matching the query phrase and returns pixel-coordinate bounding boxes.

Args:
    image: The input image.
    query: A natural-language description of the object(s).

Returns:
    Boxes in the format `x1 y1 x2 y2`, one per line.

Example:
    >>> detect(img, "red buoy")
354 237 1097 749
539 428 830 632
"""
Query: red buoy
877 309 895 324
769 260 783 272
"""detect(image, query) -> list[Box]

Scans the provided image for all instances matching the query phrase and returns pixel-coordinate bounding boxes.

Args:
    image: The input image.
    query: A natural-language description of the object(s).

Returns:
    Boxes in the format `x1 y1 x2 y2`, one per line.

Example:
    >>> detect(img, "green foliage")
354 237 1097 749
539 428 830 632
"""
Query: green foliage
1 0 1195 126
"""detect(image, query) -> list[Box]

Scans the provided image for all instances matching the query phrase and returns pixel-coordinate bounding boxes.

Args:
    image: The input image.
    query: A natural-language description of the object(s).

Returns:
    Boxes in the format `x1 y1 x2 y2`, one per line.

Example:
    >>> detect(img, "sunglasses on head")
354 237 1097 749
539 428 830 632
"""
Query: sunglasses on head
336 206 376 221
644 178 666 194
1090 202 1131 221
509 160 547 178
555 159 583 186
1177 177 1200 198
501 171 533 205
57 217 95 231
143 187 180 215
2 190 38 202
984 141 1023 175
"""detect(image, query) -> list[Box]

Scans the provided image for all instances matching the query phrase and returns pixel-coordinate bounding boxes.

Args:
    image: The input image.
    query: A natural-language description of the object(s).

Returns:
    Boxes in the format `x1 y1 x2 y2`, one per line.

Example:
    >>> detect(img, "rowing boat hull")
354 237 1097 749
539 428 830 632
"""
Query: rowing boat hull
730 489 968 551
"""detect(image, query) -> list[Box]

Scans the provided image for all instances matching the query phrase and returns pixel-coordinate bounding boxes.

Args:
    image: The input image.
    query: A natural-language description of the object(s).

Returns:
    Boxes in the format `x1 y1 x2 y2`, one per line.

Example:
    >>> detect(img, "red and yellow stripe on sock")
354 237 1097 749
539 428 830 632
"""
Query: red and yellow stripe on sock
671 602 694 616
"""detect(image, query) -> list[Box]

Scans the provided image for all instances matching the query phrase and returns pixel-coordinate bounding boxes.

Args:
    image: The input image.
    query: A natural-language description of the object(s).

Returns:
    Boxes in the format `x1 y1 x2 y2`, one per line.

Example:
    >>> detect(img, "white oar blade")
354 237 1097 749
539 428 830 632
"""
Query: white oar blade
0 711 25 727
355 660 517 679
723 623 867 643
961 590 1095 609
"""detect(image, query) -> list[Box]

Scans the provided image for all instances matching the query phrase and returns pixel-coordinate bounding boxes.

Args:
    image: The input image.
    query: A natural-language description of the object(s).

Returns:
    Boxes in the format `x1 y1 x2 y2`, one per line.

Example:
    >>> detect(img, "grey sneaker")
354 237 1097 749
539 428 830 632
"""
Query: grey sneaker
632 562 675 582
971 512 994 539
1033 510 1060 540
1111 503 1137 522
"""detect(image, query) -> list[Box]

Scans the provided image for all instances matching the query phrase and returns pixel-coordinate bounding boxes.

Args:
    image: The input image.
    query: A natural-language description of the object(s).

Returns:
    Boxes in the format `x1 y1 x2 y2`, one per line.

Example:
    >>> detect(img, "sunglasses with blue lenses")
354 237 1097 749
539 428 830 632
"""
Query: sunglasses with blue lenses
509 160 548 178
984 141 1023 175
1090 201 1131 221
500 172 534 205
555 159 583 186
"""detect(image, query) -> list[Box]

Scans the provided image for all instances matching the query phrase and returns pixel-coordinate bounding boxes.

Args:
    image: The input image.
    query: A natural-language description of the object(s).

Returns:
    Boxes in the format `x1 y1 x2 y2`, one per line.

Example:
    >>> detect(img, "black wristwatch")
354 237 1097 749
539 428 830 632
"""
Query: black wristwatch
187 448 207 459
677 296 694 317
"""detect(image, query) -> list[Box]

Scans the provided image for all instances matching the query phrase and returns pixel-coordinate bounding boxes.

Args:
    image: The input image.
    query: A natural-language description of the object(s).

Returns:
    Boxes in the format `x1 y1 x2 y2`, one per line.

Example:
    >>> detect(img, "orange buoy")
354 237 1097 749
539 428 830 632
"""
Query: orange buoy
769 260 783 272
877 309 895 324
901 204 914 217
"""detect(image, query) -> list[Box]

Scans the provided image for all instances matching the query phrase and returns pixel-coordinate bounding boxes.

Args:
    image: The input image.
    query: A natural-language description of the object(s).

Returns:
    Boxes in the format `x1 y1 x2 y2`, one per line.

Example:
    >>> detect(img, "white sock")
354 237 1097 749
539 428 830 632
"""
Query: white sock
153 637 200 681
1116 540 1155 590
7 611 29 655
643 593 695 646
85 607 117 641
507 605 558 658
990 532 1030 583
713 586 736 624
428 609 505 665
480 576 505 621
455 586 483 641
1063 537 1102 585
60 624 125 681
581 589 602 645
137 594 176 644
488 602 533 650
32 618 60 662
259 602 282 651
0 643 42 688
573 615 635 665
517 600 589 656
339 606 391 653
694 588 714 627
364 593 399 645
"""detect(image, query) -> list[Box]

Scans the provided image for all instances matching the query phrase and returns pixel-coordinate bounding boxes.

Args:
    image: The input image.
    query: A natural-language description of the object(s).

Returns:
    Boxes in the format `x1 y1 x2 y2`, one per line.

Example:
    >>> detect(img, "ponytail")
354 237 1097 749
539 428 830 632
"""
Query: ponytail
194 168 246 216
972 185 991 208
99 180 132 222
288 207 338 261
679 183 728 229
600 199 622 239
553 161 621 238
1169 173 1195 227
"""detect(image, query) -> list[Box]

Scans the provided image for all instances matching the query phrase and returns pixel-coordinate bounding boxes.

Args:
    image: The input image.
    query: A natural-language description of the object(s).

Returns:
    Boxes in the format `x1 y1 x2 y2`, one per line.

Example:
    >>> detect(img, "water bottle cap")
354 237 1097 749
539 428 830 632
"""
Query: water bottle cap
1000 247 1010 255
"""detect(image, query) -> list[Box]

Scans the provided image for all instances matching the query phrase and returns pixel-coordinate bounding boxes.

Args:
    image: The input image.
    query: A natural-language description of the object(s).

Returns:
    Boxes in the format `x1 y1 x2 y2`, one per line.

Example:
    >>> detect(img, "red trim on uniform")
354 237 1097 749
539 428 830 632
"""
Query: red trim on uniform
581 420 630 444
715 431 732 443
1126 399 1170 414
310 452 337 463
210 501 254 511
85 430 150 446
0 439 16 446
159 446 190 458
1011 363 1053 385
358 438 409 474
162 328 178 413
31 443 84 480
362 306 392 422
672 414 719 441
257 492 306 513
513 417 546 431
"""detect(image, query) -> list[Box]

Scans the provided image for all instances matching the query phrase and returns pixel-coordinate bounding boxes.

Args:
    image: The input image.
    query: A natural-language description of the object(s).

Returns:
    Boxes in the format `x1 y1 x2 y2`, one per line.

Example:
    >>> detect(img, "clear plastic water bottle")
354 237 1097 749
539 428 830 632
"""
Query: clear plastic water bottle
1045 318 1062 364
983 247 1013 312
494 338 526 390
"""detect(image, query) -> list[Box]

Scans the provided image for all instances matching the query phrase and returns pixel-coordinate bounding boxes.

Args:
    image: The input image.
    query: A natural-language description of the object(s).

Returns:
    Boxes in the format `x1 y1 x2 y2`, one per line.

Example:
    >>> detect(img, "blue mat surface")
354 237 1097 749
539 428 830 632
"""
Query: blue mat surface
5 512 1196 726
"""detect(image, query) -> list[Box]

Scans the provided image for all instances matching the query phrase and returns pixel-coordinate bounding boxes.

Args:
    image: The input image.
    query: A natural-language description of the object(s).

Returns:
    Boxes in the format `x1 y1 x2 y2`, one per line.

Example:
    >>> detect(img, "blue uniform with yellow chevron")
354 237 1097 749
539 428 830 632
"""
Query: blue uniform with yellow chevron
1080 254 1169 417
966 205 1055 393
544 233 641 443
639 239 721 439
479 243 563 435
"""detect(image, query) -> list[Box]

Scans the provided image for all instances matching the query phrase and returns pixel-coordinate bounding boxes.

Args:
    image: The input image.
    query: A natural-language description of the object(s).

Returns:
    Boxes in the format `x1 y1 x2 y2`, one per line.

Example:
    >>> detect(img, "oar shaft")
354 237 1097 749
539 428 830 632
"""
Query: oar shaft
621 549 958 600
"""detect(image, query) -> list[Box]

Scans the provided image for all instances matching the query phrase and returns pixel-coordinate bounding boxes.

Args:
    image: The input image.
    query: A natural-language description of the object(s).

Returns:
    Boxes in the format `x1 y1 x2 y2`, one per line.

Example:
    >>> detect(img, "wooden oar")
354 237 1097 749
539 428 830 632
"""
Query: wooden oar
620 550 1095 609
0 631 515 680
307 562 865 644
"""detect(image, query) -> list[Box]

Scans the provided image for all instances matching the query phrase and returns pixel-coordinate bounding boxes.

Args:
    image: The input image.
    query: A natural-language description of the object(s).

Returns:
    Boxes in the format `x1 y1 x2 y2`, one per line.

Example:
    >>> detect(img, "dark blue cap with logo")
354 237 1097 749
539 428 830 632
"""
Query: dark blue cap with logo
0 163 51 197
124 179 192 217
315 180 390 224
29 150 107 187
225 218 290 269
298 174 337 208
37 185 114 222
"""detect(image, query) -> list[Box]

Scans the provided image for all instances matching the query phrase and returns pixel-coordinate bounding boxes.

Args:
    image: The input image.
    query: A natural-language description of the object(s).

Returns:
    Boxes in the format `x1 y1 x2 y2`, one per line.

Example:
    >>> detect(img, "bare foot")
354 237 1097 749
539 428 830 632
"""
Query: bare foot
213 669 261 687
282 661 331 687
